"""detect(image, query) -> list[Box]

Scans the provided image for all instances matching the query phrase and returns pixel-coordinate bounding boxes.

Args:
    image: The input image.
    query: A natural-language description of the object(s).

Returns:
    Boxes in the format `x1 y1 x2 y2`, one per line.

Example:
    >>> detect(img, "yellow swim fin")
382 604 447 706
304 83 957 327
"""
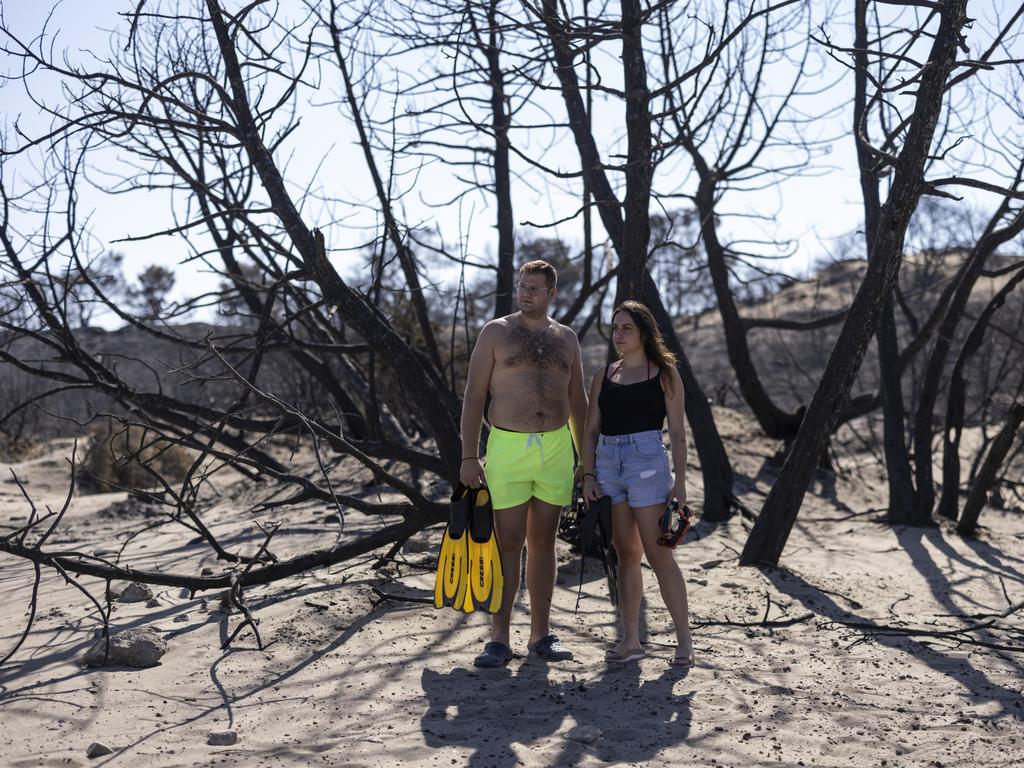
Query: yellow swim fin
434 483 472 612
466 488 503 613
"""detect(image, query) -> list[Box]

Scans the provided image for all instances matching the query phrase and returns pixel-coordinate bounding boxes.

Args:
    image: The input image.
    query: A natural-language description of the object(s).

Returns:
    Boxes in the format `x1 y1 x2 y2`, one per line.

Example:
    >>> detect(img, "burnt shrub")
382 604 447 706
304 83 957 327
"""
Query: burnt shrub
80 419 194 492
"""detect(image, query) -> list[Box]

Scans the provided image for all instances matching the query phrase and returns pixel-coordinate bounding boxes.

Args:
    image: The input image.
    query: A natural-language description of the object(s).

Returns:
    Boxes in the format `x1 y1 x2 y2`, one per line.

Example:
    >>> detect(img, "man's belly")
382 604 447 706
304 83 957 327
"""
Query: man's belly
488 369 571 432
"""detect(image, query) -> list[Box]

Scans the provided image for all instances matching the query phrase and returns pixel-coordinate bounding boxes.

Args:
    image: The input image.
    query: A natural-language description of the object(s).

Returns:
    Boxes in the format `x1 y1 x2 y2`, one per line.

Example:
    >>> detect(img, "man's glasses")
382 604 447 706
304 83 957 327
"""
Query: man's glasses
515 283 550 297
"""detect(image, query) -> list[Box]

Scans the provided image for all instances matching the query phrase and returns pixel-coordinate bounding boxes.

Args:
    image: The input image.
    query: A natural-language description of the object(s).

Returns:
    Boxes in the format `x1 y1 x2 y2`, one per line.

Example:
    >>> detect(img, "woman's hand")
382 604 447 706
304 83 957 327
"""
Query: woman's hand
583 474 602 502
670 478 687 507
460 458 486 489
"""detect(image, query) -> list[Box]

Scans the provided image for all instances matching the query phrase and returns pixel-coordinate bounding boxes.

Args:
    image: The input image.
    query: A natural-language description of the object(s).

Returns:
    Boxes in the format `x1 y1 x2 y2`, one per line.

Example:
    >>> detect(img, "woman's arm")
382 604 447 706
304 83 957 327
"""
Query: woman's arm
581 367 605 501
664 366 688 504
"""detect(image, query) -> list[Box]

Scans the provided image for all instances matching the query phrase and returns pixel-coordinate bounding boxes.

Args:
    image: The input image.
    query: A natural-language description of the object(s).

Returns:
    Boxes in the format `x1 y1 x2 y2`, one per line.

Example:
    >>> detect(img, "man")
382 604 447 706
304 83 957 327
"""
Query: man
460 260 588 667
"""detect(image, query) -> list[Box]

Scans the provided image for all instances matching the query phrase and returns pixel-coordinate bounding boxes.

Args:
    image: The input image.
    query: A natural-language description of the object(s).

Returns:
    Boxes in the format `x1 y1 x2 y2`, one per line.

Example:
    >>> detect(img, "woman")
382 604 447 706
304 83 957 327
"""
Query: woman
581 300 693 666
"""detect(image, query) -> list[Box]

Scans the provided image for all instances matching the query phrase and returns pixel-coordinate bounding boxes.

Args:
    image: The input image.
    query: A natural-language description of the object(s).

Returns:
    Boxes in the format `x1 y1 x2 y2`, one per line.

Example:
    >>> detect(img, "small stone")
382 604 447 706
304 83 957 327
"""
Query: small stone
146 598 161 608
564 725 601 744
117 582 153 603
178 588 192 599
402 535 432 553
323 514 341 524
207 730 238 746
201 567 215 576
83 627 168 668
86 742 114 758
173 613 189 623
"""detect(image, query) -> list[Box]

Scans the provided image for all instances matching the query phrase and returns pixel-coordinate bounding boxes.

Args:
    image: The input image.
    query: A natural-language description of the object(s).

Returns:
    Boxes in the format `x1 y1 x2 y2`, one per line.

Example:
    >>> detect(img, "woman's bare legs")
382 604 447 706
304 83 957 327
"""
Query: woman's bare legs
632 502 692 659
609 501 645 656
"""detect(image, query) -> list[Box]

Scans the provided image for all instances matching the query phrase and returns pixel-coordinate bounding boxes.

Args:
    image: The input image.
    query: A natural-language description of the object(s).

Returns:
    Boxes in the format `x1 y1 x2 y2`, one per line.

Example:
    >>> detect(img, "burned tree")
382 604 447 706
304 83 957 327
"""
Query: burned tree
0 0 467 659
741 0 1024 564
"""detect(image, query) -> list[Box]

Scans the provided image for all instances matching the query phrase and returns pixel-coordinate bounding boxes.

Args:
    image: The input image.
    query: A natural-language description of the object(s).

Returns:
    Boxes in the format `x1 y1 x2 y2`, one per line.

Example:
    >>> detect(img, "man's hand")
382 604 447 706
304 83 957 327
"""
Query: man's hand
460 458 486 489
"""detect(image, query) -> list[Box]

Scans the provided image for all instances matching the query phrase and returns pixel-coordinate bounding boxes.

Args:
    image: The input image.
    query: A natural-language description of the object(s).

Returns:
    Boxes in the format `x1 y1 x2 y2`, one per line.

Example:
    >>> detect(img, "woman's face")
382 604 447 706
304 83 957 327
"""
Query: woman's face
611 311 643 355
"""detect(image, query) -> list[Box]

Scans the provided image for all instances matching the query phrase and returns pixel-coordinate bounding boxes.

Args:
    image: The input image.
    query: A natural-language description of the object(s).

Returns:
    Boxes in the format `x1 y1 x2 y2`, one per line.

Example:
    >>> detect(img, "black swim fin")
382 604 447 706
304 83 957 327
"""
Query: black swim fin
434 483 473 612
466 488 503 613
571 494 618 609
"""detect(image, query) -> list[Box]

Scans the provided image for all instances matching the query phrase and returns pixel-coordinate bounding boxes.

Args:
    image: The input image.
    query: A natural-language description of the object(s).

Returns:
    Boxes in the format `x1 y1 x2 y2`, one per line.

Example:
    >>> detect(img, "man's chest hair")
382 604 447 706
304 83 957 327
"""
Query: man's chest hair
500 323 570 370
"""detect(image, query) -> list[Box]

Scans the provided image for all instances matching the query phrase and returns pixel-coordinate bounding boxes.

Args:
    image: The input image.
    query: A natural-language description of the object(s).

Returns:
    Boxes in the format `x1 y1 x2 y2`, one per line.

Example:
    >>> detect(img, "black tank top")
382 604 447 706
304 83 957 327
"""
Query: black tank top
598 361 667 436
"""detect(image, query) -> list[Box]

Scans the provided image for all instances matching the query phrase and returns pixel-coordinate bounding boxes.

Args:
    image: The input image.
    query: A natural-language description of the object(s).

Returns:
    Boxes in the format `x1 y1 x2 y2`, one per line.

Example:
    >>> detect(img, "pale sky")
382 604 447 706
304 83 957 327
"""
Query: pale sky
1 1 1017 325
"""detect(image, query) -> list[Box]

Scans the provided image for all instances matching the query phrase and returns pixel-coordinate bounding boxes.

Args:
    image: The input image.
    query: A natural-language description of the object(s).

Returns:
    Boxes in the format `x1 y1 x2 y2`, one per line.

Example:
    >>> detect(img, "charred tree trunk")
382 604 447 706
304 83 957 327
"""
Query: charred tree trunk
328 11 445 374
689 167 802 440
207 0 461 474
957 403 1024 535
877 301 917 521
740 1 969 565
641 272 735 521
914 198 1024 519
938 259 1024 520
853 0 916 524
210 227 372 440
539 0 736 520
486 0 516 318
617 0 652 300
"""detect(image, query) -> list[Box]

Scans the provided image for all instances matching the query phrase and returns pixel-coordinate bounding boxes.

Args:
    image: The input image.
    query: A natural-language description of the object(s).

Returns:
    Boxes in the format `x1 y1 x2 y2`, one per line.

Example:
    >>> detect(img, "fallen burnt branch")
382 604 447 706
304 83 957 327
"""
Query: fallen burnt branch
692 611 1024 653
0 516 428 593
692 612 815 629
0 446 447 667
206 340 438 516
934 594 1024 621
1 443 114 668
220 521 280 650
0 512 429 668
819 618 1024 654
370 587 434 607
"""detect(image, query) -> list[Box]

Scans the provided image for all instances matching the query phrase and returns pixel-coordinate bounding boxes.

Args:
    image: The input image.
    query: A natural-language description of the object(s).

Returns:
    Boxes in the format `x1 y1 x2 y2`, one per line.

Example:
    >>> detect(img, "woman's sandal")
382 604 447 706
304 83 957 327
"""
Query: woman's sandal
605 647 646 663
669 650 694 667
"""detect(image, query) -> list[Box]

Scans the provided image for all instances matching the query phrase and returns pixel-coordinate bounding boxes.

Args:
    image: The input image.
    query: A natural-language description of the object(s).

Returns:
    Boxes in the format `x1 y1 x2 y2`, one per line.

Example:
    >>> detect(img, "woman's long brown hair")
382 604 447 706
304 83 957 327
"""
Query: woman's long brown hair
612 300 678 396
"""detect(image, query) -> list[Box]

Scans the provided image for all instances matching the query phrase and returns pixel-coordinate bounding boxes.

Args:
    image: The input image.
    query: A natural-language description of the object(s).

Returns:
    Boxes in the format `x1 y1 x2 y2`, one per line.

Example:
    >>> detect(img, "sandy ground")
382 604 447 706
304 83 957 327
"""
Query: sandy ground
1 426 1022 768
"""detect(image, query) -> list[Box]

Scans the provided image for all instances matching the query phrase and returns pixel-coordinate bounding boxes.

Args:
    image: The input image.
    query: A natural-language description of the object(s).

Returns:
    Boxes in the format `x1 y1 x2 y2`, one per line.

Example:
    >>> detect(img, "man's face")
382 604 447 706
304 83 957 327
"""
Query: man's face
516 272 554 315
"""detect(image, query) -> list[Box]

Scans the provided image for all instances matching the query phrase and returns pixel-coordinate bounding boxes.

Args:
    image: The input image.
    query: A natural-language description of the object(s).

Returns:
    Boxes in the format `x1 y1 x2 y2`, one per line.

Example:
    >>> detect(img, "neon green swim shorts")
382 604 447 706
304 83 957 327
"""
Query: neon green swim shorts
483 424 575 510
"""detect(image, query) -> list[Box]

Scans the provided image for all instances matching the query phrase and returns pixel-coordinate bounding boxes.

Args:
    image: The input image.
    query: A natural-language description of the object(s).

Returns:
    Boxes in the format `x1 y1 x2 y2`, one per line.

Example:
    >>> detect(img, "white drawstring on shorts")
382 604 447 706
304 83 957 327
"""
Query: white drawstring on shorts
525 433 545 466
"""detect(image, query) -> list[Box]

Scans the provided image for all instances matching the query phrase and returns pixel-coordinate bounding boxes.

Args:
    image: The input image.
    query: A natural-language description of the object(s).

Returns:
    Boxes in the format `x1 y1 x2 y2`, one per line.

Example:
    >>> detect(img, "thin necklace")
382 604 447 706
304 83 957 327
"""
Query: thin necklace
612 358 650 379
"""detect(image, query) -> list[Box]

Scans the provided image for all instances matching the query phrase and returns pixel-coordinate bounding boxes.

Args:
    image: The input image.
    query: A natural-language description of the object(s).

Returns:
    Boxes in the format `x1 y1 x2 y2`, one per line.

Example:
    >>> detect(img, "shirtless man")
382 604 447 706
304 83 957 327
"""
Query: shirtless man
460 260 588 667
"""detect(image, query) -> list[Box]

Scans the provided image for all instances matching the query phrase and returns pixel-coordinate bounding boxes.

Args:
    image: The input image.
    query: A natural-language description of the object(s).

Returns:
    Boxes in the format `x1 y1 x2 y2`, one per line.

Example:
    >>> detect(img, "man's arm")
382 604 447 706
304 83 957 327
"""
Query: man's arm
460 323 497 488
566 331 588 455
581 368 604 501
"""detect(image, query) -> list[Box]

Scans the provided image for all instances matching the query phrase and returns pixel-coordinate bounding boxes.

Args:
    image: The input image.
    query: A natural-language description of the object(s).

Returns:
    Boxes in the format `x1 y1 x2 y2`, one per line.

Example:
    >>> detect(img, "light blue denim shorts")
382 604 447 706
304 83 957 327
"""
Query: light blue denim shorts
595 430 672 507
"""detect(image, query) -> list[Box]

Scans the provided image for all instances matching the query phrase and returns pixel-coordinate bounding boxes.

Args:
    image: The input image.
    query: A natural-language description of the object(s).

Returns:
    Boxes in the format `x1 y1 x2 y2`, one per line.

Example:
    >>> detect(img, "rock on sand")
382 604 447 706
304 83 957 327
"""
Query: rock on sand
83 627 168 668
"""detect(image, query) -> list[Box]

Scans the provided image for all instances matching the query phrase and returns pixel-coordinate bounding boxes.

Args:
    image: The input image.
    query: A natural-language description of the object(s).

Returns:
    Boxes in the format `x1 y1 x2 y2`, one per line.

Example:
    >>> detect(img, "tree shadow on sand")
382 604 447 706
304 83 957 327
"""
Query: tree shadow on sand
762 564 1024 722
421 660 692 767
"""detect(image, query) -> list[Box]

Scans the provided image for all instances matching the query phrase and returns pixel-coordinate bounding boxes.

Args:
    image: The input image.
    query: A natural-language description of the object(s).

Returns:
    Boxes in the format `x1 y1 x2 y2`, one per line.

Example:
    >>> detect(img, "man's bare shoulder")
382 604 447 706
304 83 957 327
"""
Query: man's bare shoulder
478 317 513 340
487 312 525 329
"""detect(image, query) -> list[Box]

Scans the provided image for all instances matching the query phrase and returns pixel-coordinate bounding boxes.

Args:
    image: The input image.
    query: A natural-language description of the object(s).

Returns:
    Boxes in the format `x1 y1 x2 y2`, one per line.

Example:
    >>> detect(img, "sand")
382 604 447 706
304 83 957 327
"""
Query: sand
1 426 1022 767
